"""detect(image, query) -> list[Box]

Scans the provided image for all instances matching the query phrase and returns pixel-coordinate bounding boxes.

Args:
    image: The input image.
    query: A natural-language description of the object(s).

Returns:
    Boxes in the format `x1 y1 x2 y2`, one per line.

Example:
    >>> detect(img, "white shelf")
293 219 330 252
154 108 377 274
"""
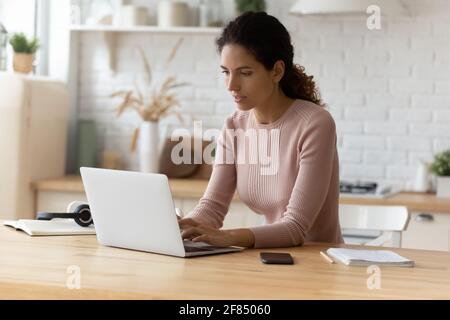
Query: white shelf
68 24 222 73
68 24 222 34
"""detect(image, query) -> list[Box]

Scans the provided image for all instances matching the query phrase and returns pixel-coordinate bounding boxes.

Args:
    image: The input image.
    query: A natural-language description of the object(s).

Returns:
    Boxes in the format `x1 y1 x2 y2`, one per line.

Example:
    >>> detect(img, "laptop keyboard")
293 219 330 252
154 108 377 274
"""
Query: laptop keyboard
183 244 228 252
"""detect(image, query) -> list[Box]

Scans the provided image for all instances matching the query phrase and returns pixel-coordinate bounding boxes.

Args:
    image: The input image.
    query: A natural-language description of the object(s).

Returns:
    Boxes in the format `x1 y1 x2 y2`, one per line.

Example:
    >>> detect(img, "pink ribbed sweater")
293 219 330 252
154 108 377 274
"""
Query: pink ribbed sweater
187 99 343 248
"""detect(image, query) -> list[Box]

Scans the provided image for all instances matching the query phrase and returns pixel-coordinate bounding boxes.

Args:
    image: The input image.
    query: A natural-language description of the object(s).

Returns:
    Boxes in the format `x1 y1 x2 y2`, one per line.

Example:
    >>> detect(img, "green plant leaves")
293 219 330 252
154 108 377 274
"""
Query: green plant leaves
235 0 266 13
429 150 450 176
9 32 40 54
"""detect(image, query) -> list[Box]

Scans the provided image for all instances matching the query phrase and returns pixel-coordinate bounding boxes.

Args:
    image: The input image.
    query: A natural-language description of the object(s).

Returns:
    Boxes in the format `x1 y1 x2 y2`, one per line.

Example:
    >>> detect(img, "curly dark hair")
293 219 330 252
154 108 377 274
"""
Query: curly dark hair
216 11 324 107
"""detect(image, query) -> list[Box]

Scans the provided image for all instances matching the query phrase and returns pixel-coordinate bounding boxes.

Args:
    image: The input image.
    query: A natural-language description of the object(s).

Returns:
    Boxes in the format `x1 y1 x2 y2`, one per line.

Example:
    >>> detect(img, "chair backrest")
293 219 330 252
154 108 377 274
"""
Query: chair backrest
339 204 409 231
339 204 410 247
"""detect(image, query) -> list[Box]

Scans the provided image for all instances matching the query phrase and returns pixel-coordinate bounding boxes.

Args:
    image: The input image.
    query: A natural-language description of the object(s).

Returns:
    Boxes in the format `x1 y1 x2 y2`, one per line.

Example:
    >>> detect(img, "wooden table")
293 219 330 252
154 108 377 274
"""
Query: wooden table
1 223 450 299
32 176 450 214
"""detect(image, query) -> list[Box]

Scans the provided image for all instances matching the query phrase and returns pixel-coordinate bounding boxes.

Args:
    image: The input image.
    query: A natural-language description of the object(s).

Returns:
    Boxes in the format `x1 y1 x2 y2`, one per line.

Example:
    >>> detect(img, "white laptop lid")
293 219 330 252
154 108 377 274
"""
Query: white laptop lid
80 167 185 257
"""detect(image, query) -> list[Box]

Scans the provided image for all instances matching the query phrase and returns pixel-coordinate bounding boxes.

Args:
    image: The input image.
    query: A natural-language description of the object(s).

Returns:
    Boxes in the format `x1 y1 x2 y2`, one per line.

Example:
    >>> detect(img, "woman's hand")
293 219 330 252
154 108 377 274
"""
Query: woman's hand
178 218 234 247
178 218 255 248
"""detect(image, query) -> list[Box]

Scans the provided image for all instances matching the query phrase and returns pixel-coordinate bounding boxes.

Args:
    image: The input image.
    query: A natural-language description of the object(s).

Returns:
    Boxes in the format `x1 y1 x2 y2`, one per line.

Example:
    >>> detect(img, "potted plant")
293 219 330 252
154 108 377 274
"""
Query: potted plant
111 38 187 173
235 0 266 14
429 149 450 198
9 32 39 74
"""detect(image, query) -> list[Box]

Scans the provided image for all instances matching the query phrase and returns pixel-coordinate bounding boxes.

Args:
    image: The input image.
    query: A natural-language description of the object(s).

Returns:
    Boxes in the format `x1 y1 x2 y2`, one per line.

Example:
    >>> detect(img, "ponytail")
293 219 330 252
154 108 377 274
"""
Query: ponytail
280 64 324 107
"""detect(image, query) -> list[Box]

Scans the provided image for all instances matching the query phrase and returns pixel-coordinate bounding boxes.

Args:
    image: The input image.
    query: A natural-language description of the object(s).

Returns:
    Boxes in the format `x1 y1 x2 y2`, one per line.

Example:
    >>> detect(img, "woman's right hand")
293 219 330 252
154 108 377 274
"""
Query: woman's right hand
178 217 235 247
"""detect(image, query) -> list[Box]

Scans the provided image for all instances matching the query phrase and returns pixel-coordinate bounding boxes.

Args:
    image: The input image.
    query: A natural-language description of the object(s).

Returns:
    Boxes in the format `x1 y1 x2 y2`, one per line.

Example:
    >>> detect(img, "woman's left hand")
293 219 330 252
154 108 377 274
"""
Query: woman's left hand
179 218 234 247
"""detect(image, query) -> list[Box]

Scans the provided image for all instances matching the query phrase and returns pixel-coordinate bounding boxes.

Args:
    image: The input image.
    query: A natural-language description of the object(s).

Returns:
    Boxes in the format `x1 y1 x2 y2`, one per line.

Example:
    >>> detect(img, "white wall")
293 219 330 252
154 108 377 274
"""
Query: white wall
74 0 450 189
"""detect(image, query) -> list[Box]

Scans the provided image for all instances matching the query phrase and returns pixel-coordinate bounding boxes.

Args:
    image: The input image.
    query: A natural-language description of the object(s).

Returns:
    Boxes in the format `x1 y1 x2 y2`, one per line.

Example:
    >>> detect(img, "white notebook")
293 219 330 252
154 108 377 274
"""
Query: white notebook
3 219 96 236
326 248 414 267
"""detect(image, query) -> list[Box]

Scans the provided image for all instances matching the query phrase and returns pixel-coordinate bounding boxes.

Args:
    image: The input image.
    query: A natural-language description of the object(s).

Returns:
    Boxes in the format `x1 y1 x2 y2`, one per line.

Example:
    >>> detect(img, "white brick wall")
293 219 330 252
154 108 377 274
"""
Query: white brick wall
76 0 450 189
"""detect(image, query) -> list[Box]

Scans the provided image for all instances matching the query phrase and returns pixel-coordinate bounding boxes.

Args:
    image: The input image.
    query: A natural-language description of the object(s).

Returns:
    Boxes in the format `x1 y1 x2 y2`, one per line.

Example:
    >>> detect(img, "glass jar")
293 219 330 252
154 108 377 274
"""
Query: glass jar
207 0 224 27
198 0 209 27
85 0 114 25
0 23 7 71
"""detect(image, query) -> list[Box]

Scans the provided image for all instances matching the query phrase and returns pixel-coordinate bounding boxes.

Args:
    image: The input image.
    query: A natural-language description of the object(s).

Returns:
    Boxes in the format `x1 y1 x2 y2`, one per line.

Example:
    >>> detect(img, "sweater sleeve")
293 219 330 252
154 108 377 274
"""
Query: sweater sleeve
185 116 237 228
249 110 338 248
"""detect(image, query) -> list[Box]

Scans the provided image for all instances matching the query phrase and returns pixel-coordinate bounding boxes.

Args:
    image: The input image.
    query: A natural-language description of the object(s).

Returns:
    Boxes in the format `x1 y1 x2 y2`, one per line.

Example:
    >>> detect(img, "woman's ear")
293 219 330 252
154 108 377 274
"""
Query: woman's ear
272 60 286 83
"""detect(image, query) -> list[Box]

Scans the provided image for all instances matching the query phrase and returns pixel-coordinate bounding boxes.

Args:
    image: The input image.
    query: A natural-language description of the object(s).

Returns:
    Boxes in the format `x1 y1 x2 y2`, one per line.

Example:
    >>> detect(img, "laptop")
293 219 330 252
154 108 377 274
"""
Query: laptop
80 167 243 257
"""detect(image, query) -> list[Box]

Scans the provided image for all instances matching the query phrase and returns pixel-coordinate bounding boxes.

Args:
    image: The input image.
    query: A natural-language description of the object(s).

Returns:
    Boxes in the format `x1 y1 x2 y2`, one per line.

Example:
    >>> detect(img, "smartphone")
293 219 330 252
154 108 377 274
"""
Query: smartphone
260 252 294 265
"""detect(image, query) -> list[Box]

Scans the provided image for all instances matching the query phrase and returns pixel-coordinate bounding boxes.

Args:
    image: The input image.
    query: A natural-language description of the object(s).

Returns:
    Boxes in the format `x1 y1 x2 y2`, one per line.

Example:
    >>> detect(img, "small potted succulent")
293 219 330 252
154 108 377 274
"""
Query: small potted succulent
9 32 39 74
429 149 450 198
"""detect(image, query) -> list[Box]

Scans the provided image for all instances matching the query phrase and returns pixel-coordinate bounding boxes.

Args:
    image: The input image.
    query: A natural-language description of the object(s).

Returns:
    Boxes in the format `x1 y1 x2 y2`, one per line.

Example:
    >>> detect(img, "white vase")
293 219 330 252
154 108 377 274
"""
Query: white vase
157 1 189 27
139 121 160 173
414 161 430 192
436 176 450 198
115 5 149 27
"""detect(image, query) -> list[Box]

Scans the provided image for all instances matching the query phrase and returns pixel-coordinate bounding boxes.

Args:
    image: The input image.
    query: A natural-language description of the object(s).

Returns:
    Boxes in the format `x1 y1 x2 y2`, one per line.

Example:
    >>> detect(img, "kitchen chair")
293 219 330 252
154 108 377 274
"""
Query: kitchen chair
339 204 410 248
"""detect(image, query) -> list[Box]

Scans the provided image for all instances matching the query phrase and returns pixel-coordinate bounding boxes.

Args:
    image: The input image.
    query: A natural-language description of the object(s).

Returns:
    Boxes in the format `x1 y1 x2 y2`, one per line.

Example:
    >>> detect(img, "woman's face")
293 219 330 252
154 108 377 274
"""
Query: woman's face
220 44 281 111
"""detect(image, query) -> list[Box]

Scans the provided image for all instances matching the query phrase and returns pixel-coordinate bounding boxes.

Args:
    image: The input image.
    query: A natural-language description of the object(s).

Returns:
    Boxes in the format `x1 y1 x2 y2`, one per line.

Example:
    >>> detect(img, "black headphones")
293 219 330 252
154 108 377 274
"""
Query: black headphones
36 201 93 227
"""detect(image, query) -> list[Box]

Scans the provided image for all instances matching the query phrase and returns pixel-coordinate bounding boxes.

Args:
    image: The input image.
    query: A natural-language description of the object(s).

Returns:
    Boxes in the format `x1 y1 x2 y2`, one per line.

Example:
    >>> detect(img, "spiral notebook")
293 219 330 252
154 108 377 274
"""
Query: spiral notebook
3 219 96 236
326 248 414 267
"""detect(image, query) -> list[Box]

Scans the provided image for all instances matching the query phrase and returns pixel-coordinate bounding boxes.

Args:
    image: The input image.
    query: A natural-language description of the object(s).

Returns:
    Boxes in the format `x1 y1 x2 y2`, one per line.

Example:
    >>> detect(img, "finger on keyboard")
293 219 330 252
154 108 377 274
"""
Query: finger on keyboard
175 208 183 220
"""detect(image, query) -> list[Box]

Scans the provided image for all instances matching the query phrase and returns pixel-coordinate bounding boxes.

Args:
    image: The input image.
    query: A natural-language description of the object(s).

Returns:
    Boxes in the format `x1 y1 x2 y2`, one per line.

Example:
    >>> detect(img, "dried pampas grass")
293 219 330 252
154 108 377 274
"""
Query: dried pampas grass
111 38 188 152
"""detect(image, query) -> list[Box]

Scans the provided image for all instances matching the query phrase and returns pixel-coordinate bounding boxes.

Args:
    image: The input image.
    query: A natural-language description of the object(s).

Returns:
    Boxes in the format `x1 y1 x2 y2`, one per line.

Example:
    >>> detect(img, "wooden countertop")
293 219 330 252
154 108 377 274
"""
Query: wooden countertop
1 225 450 299
32 176 450 213
31 175 237 201
339 192 450 214
31 175 225 200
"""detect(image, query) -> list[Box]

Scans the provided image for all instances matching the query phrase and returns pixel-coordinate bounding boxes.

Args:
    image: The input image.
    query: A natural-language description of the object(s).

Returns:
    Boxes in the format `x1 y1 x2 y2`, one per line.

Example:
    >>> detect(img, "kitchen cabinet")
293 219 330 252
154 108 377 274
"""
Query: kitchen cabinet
36 190 87 213
402 212 450 251
0 73 69 220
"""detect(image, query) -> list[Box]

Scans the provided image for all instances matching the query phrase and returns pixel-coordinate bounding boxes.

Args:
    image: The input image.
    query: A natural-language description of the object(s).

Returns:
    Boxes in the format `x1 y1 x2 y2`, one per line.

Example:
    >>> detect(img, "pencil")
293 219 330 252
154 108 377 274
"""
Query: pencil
320 251 335 264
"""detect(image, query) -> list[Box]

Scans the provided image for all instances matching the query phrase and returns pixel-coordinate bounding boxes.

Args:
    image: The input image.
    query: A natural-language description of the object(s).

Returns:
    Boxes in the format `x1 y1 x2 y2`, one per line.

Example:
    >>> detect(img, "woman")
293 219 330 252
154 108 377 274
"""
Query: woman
179 12 343 248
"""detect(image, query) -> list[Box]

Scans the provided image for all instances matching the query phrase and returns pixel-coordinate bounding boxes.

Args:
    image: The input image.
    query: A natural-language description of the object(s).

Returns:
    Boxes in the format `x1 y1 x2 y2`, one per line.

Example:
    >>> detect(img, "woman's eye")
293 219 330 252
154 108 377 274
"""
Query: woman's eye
241 72 252 76
221 71 229 75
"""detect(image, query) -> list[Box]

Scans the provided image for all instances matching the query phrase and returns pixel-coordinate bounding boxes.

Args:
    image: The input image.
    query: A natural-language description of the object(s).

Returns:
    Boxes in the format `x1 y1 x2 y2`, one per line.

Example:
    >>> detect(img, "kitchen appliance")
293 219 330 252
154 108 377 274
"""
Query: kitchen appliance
340 180 396 198
340 180 378 194
0 72 69 220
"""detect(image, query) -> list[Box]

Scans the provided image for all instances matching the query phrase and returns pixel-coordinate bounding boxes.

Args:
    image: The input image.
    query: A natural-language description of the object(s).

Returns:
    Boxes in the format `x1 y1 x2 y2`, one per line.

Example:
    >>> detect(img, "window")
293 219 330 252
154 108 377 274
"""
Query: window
0 0 50 75
0 0 36 37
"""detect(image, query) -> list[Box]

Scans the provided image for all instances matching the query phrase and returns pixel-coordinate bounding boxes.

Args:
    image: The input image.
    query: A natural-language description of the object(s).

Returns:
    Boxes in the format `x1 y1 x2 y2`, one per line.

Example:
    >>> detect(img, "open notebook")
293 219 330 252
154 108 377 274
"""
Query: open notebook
3 219 96 236
326 248 414 267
